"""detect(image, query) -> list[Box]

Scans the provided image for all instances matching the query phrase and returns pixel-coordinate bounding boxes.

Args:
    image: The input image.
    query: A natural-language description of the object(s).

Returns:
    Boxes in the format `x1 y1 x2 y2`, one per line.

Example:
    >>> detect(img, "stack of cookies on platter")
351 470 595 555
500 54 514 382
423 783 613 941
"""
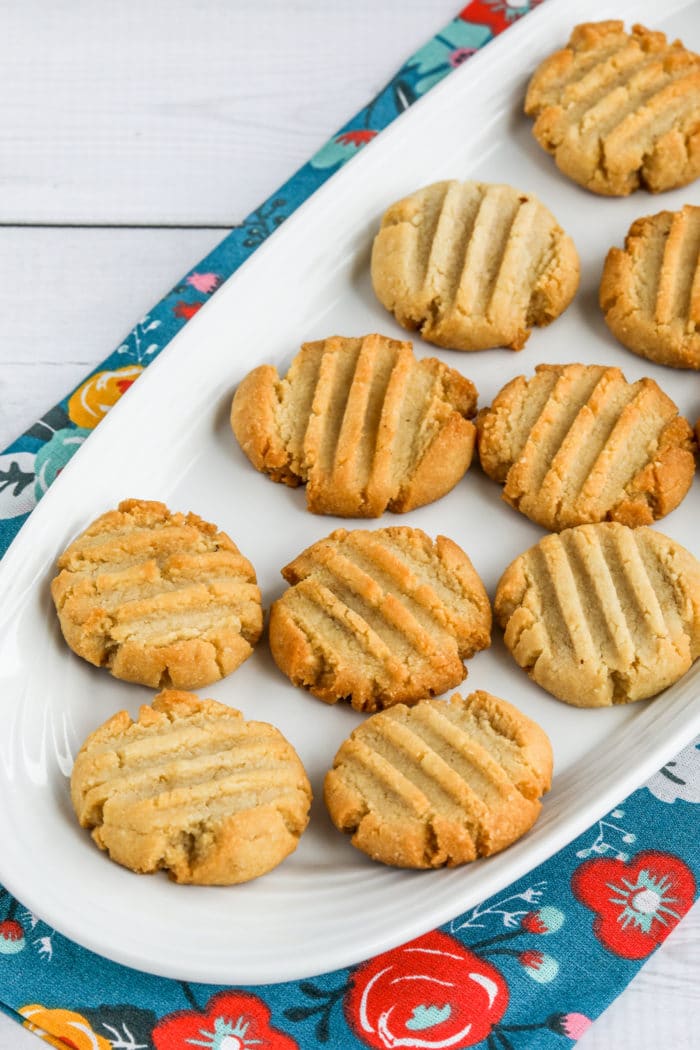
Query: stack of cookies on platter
54 17 700 886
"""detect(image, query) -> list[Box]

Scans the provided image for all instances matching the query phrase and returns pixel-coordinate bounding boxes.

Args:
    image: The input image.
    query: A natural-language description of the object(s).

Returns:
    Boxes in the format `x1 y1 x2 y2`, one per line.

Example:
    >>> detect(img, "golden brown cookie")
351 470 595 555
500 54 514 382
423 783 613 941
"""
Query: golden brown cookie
324 691 552 868
269 527 491 712
70 690 312 885
370 179 579 351
477 363 696 529
600 205 700 368
231 333 478 516
525 22 700 196
495 523 700 708
51 499 263 690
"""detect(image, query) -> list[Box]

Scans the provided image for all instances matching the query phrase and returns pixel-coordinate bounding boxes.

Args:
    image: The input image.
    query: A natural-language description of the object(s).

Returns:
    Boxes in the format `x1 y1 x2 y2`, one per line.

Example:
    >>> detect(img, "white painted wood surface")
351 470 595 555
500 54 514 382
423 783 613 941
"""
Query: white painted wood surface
1 0 463 226
0 3 698 1047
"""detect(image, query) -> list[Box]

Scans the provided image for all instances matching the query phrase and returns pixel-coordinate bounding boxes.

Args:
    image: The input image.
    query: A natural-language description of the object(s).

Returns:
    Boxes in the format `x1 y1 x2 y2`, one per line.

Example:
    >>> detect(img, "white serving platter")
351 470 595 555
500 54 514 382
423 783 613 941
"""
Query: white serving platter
0 0 699 986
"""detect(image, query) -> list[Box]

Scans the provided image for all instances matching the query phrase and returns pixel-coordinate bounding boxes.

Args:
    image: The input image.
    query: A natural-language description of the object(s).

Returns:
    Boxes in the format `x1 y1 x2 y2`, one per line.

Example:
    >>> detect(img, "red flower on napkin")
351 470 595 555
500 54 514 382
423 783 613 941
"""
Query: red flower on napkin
310 129 378 169
572 850 696 959
345 930 508 1049
459 2 543 34
0 919 25 954
173 300 203 321
335 129 377 148
153 990 299 1049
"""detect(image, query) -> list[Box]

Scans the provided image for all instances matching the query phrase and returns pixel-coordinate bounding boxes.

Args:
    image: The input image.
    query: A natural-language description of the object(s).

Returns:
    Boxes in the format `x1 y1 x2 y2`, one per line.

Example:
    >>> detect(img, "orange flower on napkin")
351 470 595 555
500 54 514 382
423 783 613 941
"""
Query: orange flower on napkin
67 365 143 429
19 1003 111 1049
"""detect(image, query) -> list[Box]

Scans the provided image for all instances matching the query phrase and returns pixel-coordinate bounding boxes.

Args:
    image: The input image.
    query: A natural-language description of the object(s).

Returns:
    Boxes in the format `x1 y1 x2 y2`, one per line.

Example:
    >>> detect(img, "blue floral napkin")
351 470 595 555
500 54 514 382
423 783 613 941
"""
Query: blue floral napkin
1 3 699 1048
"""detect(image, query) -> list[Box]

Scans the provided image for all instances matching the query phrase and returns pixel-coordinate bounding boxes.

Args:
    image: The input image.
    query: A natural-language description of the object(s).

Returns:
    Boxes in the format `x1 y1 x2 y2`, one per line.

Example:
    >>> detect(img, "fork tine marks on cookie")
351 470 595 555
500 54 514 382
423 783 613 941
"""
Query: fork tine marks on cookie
601 205 700 368
371 181 579 351
478 364 696 530
324 692 552 868
500 365 606 520
495 523 700 708
535 369 636 520
231 333 478 516
71 691 312 885
317 336 404 516
51 500 263 690
560 527 635 676
655 207 700 328
525 22 700 195
422 180 478 316
269 527 491 712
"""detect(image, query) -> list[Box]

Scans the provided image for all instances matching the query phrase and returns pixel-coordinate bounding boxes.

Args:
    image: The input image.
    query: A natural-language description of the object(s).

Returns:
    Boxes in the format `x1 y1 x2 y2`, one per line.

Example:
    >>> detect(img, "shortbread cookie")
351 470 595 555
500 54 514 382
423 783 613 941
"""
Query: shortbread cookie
495 523 700 708
231 333 478 516
269 527 491 712
324 691 552 868
525 22 700 196
370 180 579 351
71 690 312 884
477 364 696 529
600 206 700 368
51 499 263 690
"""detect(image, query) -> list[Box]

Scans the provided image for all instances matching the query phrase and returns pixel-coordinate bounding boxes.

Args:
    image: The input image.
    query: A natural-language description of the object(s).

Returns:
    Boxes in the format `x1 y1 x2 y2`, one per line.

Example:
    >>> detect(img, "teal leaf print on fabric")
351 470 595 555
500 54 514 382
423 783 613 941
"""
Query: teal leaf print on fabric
407 21 492 94
33 427 90 500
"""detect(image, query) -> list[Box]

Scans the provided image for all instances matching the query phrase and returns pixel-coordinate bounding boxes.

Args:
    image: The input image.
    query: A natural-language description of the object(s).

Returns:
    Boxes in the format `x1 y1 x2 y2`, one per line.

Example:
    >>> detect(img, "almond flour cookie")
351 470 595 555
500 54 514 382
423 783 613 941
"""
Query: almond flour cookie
70 690 312 884
477 363 696 529
51 499 263 690
525 22 700 196
231 333 478 516
600 205 700 368
324 691 552 868
269 527 491 712
495 523 700 708
370 180 579 351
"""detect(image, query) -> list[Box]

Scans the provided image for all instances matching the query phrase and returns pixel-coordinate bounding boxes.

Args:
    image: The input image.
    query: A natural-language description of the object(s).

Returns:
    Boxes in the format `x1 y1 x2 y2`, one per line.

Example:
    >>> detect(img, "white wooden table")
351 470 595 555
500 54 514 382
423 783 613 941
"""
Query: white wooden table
0 3 698 1047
